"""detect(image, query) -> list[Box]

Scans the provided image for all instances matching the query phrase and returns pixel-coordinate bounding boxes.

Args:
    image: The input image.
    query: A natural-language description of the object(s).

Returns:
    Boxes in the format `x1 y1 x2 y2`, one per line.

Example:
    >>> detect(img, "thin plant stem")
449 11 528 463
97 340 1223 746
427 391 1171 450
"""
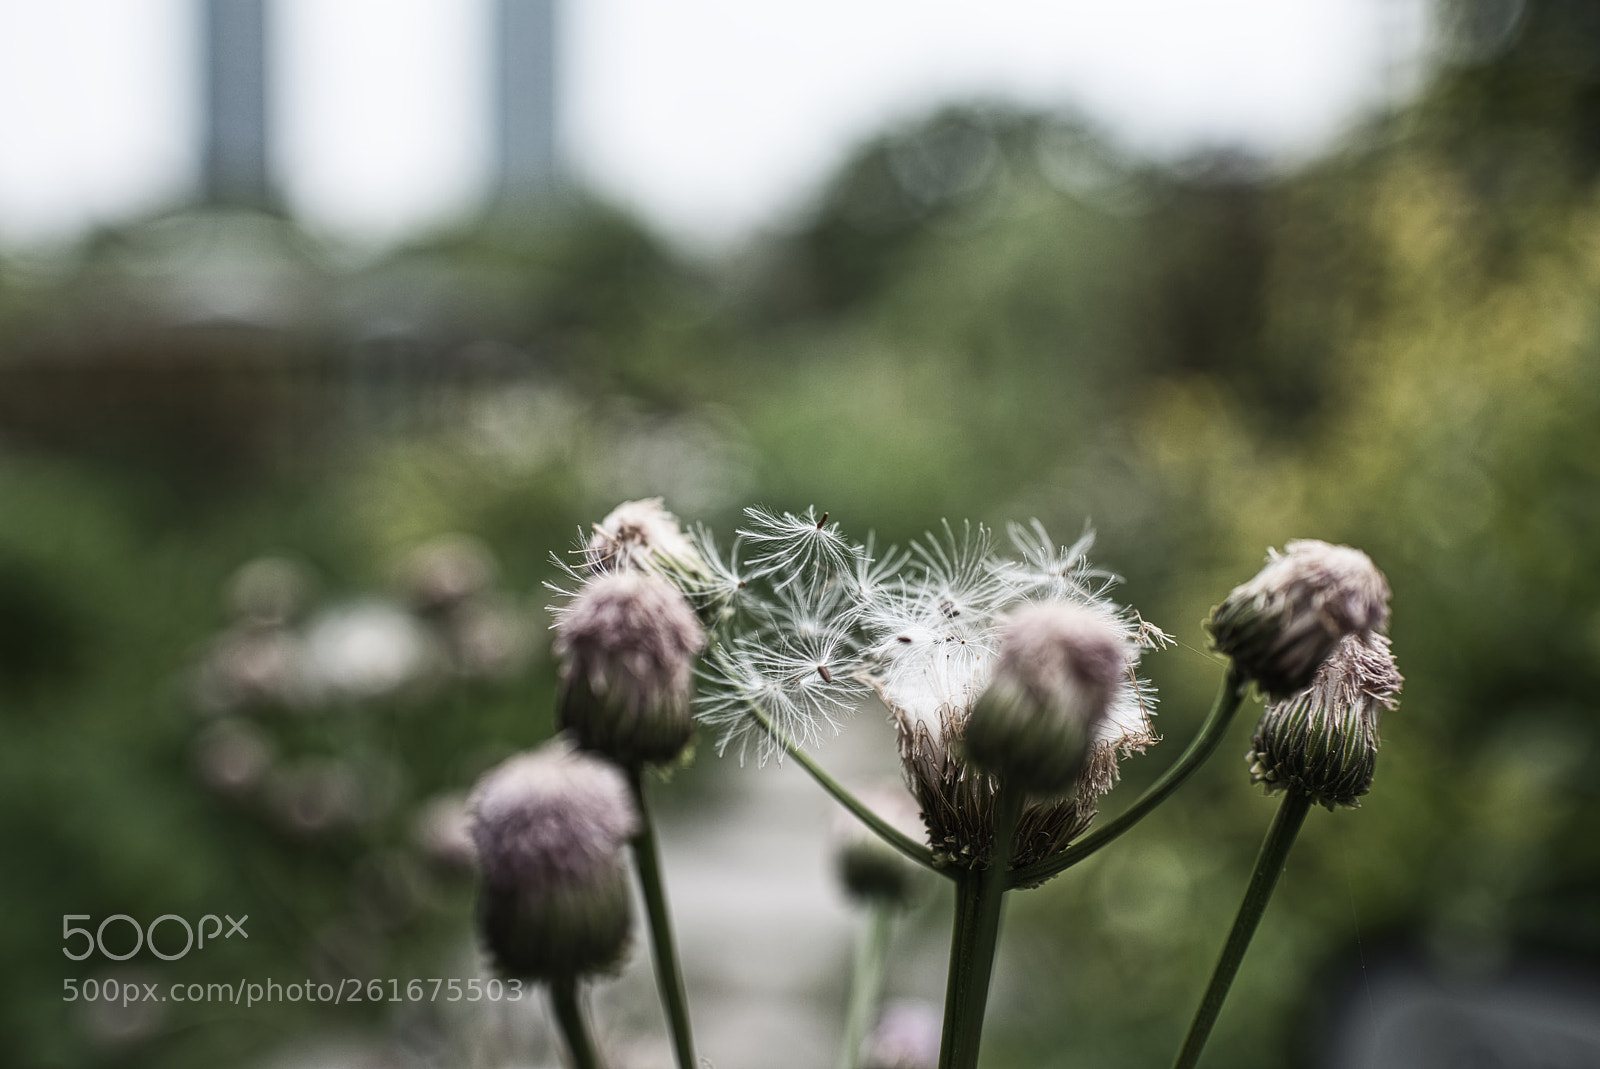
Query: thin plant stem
838 899 896 1069
938 871 984 1069
745 702 946 878
549 977 605 1069
1011 666 1249 887
625 769 697 1069
1171 789 1313 1069
939 783 1024 1069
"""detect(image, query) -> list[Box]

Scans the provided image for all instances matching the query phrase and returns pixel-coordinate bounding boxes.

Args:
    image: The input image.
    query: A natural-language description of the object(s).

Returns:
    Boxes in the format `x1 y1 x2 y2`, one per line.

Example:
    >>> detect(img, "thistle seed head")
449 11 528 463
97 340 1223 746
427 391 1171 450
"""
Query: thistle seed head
585 498 703 577
964 602 1133 794
467 740 638 980
1248 631 1402 809
893 706 1100 874
555 572 707 766
1207 539 1391 699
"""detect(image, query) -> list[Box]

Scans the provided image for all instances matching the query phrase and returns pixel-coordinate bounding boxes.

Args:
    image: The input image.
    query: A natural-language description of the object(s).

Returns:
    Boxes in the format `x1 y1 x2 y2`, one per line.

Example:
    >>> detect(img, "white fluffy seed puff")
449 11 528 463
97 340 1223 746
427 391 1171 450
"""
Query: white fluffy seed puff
467 740 640 981
858 523 1165 874
554 571 706 767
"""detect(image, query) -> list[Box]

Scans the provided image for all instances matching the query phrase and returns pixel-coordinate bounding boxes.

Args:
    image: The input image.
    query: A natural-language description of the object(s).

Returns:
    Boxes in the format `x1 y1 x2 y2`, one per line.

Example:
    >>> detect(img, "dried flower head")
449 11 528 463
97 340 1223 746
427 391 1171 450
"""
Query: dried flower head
867 525 1164 874
555 572 706 766
467 740 639 980
832 784 929 908
1248 631 1402 809
688 508 1164 858
964 602 1134 794
585 498 704 577
1208 539 1391 699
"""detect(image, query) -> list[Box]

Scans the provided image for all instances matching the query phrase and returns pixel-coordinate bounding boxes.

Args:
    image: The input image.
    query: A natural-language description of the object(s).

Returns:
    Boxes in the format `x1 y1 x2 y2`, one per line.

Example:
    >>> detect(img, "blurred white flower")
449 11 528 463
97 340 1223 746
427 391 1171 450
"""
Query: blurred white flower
303 601 435 700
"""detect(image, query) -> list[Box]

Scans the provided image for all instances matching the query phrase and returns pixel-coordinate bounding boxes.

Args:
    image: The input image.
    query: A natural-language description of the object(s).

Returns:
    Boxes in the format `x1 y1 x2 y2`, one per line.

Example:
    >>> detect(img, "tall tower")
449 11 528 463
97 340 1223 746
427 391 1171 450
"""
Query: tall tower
494 0 559 199
201 0 272 207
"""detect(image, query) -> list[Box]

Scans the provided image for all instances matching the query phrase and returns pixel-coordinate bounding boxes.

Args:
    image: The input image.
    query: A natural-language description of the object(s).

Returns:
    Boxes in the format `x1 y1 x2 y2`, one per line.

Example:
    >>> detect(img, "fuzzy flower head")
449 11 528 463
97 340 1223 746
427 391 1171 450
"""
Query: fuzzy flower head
467 740 639 980
683 507 1164 847
866 524 1165 873
554 572 706 766
964 602 1135 794
1208 539 1391 699
1249 631 1402 809
584 498 705 579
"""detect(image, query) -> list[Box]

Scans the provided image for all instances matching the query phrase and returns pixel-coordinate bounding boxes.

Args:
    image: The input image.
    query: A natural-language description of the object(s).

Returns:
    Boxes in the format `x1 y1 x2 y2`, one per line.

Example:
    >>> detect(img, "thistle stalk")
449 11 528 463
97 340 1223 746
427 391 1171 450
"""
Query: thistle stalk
1010 667 1248 887
938 783 1024 1069
745 702 946 878
1170 788 1312 1069
838 898 896 1069
625 768 697 1069
549 977 605 1069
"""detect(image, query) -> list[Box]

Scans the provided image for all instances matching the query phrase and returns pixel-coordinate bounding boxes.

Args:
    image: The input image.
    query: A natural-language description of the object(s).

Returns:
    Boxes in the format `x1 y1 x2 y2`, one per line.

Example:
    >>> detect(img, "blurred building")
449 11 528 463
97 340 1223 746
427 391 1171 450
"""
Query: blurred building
0 0 567 474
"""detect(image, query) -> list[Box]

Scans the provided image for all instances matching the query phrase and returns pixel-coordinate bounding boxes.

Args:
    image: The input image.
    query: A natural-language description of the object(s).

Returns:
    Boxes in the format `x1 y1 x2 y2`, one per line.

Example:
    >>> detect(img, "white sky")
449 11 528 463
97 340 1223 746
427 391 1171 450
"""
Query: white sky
0 0 1430 250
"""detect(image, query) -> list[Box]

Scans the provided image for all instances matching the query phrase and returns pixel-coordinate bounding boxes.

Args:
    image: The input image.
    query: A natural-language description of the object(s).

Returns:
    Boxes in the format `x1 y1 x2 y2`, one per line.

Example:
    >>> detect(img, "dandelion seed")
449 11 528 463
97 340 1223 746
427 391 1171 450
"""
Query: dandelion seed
907 520 1010 624
677 524 755 615
695 629 867 765
999 520 1116 602
737 505 853 590
846 532 909 606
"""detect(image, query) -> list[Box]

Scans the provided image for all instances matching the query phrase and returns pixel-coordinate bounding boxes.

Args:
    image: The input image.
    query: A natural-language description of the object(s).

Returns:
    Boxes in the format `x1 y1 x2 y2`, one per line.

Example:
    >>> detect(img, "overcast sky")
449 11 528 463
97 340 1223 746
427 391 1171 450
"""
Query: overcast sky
0 0 1431 249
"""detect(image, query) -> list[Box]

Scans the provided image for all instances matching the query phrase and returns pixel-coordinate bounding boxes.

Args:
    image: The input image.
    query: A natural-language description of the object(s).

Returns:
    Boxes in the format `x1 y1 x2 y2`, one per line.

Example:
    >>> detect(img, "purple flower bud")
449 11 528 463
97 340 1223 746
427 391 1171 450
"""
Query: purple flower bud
1249 631 1402 809
467 740 639 981
1208 540 1391 698
964 602 1132 794
555 572 706 766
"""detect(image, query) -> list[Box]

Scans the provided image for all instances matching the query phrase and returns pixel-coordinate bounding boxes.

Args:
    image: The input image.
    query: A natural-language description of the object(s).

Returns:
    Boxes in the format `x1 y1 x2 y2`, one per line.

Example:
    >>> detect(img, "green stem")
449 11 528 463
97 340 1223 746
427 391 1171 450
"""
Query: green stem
1171 789 1313 1069
626 769 698 1069
549 977 605 1069
838 899 896 1069
938 872 984 1069
1011 666 1249 887
746 702 946 879
939 784 1024 1069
